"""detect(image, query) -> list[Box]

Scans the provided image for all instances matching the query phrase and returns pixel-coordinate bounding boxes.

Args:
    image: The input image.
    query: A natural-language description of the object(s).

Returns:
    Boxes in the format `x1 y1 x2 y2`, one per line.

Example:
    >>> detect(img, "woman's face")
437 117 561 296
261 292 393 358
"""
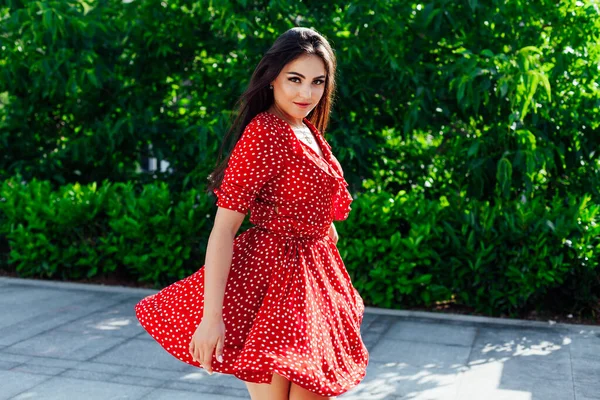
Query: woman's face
270 54 327 123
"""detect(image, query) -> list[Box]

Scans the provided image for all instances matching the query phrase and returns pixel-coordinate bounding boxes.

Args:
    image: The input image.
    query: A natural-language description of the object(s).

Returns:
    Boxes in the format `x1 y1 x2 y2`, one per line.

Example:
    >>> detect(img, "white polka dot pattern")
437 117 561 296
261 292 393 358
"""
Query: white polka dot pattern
135 111 368 397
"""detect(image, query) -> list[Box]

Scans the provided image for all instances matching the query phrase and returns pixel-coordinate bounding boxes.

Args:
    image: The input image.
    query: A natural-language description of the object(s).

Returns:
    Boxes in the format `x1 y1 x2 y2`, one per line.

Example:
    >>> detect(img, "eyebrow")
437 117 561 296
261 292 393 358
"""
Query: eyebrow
287 71 326 80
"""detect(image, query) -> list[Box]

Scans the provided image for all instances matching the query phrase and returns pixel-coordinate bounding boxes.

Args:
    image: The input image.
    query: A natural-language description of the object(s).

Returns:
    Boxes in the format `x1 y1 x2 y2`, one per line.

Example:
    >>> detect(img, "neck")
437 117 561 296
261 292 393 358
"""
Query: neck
268 105 303 128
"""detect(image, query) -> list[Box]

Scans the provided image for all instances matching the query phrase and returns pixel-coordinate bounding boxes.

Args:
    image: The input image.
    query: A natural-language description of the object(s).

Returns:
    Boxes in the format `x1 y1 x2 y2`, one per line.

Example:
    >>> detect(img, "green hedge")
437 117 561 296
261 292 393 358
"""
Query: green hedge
0 176 219 286
338 189 600 316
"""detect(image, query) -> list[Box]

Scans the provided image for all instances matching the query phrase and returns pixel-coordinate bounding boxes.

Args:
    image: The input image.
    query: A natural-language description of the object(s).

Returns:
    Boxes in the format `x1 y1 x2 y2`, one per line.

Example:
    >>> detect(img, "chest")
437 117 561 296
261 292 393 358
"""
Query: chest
293 127 325 159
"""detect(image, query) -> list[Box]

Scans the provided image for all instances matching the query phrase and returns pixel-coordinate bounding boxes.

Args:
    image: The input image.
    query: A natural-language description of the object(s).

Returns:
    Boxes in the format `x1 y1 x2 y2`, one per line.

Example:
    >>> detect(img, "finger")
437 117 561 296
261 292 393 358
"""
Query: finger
215 336 224 363
195 345 203 366
201 344 215 373
189 341 196 361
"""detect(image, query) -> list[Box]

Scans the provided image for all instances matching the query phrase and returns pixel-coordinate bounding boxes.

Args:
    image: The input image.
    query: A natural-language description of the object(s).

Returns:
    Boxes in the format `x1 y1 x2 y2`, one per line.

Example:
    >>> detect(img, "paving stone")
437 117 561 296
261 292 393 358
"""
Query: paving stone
572 356 600 399
468 342 572 382
0 370 51 400
91 338 191 371
10 376 153 399
473 326 570 352
362 331 382 350
369 338 471 367
0 360 22 370
135 330 155 340
25 356 79 369
111 365 185 380
174 364 248 390
144 388 245 400
568 330 600 362
359 313 379 333
0 293 131 346
60 368 117 382
71 360 128 374
0 353 31 363
383 320 477 347
54 299 145 339
4 329 128 360
365 315 397 335
340 360 462 400
10 363 67 376
0 287 109 329
454 360 575 400
109 374 167 388
163 380 250 398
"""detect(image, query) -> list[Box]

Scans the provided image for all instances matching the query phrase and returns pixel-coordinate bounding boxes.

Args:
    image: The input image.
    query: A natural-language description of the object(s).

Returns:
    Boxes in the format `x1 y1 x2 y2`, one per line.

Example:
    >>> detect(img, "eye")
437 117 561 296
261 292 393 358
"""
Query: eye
289 77 301 83
313 79 325 85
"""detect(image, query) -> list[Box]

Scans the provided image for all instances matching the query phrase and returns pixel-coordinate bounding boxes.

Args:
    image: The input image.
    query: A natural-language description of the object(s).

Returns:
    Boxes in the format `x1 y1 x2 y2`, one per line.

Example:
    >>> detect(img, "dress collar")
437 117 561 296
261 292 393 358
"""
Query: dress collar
262 111 343 180
260 111 354 221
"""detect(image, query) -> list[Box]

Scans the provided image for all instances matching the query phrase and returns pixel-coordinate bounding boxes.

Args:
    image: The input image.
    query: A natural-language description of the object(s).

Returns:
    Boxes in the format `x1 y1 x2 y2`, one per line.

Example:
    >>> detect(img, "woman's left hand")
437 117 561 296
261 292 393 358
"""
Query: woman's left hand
328 223 339 244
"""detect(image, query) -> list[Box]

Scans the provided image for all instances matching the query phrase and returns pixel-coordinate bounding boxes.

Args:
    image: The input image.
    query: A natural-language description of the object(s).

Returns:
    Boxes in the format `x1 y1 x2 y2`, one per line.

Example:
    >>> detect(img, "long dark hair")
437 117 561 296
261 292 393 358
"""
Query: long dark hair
206 27 337 194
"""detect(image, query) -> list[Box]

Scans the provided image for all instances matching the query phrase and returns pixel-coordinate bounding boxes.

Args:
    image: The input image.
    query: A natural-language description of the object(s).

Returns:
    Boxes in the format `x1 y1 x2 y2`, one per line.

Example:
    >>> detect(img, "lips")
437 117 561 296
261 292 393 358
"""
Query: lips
294 102 311 107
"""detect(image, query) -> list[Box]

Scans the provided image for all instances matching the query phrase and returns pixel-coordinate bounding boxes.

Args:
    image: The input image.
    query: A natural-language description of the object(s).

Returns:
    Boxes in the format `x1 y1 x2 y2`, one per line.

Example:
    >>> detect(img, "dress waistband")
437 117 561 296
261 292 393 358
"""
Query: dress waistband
252 225 329 241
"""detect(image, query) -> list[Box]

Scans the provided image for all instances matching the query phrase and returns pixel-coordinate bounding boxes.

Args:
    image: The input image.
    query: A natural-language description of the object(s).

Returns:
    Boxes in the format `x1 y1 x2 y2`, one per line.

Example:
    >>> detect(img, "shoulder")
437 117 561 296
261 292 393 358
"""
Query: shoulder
231 112 290 158
246 112 286 135
241 112 290 146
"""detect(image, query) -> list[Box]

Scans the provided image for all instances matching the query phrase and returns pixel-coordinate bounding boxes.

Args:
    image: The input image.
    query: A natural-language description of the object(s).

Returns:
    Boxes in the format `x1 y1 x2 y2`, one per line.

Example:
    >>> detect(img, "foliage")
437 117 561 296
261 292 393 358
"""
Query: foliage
0 175 214 286
1 0 599 317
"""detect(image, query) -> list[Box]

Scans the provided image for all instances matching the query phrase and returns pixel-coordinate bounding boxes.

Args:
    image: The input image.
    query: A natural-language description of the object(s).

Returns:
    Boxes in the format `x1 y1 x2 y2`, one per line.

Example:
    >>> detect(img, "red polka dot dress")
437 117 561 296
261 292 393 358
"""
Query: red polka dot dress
135 111 369 397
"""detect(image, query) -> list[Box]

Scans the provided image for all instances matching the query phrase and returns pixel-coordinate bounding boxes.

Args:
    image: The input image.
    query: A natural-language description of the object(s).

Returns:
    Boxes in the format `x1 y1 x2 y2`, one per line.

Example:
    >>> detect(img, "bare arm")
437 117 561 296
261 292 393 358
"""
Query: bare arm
202 207 246 321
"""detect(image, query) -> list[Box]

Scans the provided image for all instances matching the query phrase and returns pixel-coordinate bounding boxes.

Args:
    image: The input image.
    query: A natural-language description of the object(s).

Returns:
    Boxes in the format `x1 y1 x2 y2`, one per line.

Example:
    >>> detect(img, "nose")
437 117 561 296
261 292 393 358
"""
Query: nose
299 83 312 100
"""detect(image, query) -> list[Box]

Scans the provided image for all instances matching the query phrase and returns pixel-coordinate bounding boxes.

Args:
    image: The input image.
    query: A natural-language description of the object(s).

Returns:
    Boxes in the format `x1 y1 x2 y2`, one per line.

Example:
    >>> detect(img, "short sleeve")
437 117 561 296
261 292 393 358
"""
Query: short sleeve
213 117 287 215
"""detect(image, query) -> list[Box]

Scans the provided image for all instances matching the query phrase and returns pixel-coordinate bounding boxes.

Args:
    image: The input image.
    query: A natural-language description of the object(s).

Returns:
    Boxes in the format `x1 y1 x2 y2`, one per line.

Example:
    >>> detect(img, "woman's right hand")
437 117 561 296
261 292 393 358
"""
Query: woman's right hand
188 315 226 374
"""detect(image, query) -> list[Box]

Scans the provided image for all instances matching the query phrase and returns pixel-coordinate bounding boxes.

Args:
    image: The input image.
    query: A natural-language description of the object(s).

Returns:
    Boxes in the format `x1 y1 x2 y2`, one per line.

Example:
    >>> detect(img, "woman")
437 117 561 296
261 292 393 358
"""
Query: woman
135 27 369 400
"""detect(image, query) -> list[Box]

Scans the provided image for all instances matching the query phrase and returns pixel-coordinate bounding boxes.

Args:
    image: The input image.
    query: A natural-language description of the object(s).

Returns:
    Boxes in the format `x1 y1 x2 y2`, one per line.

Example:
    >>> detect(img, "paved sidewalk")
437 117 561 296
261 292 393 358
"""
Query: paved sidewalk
0 277 598 400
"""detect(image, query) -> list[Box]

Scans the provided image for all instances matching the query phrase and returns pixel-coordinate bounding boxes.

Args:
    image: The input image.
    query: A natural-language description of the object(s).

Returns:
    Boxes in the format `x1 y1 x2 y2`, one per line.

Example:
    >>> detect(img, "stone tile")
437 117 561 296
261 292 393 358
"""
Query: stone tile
468 325 574 384
365 315 397 335
0 287 106 329
135 330 155 340
25 356 79 369
340 360 462 400
91 339 190 371
4 330 128 360
383 320 477 347
71 360 128 374
454 360 575 400
109 374 166 388
0 293 132 346
369 339 471 367
362 331 382 350
572 356 600 399
172 364 247 390
10 363 67 376
0 360 22 370
144 388 245 400
163 380 250 398
0 353 31 363
60 368 117 381
0 370 50 400
568 330 600 362
359 313 379 333
11 376 153 399
112 365 185 380
576 396 600 400
468 342 572 382
54 300 144 339
0 286 67 306
473 326 570 353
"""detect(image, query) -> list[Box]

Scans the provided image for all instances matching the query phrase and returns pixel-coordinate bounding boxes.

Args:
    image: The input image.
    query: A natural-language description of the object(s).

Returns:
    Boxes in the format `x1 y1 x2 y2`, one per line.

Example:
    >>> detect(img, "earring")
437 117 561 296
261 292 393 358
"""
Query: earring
269 84 273 89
